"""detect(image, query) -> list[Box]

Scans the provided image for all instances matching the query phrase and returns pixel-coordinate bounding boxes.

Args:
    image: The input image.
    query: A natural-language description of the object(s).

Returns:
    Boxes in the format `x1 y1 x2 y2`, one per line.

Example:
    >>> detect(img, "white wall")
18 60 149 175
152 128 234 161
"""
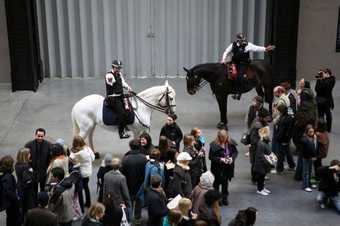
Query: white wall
0 0 11 83
297 0 340 80
36 0 267 78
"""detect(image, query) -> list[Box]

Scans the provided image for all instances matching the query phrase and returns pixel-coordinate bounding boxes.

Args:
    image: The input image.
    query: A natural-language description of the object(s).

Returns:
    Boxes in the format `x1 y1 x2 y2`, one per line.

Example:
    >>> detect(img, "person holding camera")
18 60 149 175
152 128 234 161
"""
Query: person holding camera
315 68 335 132
316 159 340 214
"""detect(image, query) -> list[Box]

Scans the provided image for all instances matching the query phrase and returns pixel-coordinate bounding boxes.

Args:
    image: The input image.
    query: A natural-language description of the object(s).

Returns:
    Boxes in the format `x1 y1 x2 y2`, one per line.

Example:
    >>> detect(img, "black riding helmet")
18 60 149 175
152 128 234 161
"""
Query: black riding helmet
112 60 123 69
236 33 248 46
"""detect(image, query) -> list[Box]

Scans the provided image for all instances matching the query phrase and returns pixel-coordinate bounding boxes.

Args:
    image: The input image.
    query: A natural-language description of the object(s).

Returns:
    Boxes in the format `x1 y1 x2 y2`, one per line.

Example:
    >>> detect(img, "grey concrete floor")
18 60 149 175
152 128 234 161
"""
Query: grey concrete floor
0 78 339 225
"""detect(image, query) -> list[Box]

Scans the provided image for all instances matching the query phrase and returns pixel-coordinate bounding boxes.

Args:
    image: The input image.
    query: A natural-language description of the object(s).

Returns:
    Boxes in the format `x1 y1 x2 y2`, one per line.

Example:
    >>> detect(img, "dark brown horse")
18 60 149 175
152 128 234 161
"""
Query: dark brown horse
184 60 273 128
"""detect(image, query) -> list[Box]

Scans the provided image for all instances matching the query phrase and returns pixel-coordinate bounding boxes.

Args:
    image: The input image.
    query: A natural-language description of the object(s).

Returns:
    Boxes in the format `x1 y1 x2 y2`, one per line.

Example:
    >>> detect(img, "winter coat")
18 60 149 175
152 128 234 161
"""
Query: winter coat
275 113 294 144
146 188 168 226
121 149 148 198
160 123 183 150
315 76 335 109
300 136 318 159
166 164 192 198
47 156 69 183
0 171 18 210
15 163 35 212
96 165 113 202
103 170 131 208
184 146 204 187
317 132 329 159
70 146 95 178
190 184 212 214
317 166 340 197
253 139 271 175
209 141 238 181
81 217 103 226
137 160 164 204
25 139 52 182
48 184 75 223
24 207 58 226
249 120 268 164
198 207 221 226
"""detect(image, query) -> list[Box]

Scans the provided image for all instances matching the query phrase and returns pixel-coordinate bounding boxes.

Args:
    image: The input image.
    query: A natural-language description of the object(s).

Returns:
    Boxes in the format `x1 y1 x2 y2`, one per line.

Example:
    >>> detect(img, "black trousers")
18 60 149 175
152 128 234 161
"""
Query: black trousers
318 106 332 132
33 175 47 204
108 96 127 132
276 143 295 172
82 177 91 207
255 173 265 191
213 173 230 198
6 202 21 226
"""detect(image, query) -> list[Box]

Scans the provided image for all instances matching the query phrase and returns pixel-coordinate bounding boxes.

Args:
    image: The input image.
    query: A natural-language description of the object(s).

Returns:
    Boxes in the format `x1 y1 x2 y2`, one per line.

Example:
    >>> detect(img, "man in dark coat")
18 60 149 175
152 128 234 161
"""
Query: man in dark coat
121 139 148 222
146 175 168 226
160 114 183 150
24 192 58 226
275 105 295 173
316 159 340 213
315 68 335 132
25 128 52 202
248 108 270 183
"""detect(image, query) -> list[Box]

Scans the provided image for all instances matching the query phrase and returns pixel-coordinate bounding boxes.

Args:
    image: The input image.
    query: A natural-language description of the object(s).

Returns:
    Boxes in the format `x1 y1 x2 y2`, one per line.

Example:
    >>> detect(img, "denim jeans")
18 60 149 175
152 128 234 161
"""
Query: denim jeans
294 154 303 181
276 143 295 172
302 158 312 188
317 192 340 214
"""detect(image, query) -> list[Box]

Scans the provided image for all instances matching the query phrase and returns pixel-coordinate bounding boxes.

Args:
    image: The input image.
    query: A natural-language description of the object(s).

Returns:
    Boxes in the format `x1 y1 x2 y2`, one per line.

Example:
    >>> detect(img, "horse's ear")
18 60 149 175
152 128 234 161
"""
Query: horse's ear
183 67 189 73
164 80 169 87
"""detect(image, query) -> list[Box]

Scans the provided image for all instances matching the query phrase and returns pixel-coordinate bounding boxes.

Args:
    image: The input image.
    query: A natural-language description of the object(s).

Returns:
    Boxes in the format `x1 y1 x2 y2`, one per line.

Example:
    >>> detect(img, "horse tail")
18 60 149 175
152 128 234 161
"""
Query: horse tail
71 109 80 136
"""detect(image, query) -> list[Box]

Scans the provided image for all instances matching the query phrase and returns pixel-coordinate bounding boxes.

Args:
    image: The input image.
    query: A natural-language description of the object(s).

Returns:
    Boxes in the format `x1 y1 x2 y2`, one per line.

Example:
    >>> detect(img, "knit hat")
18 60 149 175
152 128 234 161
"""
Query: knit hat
55 138 65 146
103 153 113 166
199 171 215 189
176 152 192 161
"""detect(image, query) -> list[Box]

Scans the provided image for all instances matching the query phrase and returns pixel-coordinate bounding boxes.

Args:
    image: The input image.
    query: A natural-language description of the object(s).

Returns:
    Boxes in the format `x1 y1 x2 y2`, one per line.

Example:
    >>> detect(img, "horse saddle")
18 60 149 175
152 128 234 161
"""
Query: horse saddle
226 63 256 80
102 98 135 126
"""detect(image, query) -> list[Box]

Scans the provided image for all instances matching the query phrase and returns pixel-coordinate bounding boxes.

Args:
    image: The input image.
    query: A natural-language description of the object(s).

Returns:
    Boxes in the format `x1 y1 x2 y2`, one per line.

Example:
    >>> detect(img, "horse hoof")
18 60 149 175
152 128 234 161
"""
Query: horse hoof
94 152 100 159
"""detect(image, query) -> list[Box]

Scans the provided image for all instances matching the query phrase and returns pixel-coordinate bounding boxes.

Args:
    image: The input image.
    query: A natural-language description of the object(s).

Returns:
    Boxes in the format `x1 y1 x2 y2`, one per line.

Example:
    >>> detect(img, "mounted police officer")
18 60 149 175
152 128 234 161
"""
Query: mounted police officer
105 60 132 139
221 33 275 100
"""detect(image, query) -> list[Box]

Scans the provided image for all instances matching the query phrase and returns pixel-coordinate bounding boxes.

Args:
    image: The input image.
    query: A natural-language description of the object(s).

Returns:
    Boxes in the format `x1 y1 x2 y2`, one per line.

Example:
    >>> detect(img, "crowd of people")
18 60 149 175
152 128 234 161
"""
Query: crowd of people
0 68 339 226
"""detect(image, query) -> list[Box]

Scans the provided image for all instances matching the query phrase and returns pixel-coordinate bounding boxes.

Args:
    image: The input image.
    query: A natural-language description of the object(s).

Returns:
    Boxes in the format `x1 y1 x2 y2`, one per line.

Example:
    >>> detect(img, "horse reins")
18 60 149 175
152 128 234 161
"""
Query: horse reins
130 88 175 114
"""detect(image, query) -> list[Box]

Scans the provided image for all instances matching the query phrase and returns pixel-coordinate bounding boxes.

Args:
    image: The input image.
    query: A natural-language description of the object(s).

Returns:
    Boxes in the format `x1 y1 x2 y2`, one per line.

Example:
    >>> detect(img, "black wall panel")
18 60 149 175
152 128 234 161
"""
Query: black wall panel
5 0 43 91
266 0 300 87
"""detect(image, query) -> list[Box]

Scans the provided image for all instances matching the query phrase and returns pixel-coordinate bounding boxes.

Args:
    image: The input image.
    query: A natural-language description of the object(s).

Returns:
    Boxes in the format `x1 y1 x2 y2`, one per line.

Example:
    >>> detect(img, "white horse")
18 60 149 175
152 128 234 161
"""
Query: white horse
71 81 176 152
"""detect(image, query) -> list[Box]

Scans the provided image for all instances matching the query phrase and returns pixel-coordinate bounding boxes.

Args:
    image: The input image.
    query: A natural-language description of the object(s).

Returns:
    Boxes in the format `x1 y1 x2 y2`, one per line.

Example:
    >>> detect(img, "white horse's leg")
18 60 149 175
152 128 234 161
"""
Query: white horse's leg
88 126 97 154
78 117 94 140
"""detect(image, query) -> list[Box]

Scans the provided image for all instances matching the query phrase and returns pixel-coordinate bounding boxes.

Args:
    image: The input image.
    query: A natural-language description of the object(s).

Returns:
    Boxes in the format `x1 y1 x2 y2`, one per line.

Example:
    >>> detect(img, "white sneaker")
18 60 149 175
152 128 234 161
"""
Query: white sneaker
263 188 272 194
257 190 269 196
270 169 277 174
320 203 326 209
304 187 312 192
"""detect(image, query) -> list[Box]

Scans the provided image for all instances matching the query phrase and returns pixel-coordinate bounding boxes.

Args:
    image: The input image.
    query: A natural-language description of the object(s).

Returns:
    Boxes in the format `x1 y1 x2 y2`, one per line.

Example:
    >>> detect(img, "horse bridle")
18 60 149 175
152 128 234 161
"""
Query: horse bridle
131 87 176 114
187 74 208 92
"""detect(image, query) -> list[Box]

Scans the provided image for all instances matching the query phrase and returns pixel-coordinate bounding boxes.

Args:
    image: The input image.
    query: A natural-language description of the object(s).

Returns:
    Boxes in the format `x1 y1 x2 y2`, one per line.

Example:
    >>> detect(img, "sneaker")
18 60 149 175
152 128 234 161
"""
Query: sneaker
311 184 318 189
270 169 277 174
320 203 326 209
264 176 270 180
263 188 272 194
257 190 269 196
304 187 312 192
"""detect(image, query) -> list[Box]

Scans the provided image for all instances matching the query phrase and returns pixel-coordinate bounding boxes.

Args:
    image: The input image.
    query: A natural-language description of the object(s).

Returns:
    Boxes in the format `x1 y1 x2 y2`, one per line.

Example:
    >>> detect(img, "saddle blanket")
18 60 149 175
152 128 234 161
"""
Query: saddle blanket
102 102 135 126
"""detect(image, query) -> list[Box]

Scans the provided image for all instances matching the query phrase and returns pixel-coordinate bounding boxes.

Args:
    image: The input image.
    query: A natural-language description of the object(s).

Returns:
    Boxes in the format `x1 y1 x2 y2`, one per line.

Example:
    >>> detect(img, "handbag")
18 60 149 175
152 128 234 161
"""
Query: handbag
120 207 130 226
264 152 278 167
240 131 251 145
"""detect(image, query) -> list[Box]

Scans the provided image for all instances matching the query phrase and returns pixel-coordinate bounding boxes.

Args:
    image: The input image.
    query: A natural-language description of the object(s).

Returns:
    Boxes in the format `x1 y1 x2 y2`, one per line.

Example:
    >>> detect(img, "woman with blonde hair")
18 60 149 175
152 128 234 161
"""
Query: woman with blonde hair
15 148 34 214
70 135 95 211
253 126 272 195
177 198 197 226
209 129 238 206
82 202 105 226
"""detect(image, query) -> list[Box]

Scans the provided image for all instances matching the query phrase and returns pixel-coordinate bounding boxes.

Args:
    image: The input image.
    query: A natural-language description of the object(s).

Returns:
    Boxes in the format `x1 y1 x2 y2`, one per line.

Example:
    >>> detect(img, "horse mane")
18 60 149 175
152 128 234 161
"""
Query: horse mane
137 84 171 99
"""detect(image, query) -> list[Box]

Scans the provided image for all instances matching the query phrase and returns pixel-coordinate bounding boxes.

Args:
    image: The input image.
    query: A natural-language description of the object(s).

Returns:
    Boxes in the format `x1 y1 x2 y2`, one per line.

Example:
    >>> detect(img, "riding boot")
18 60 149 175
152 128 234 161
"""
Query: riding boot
119 125 130 139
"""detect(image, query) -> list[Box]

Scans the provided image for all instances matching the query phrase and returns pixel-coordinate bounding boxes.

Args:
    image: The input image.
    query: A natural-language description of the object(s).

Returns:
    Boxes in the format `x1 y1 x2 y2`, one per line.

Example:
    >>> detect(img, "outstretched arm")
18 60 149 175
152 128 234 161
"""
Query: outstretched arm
221 43 233 63
247 42 275 52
